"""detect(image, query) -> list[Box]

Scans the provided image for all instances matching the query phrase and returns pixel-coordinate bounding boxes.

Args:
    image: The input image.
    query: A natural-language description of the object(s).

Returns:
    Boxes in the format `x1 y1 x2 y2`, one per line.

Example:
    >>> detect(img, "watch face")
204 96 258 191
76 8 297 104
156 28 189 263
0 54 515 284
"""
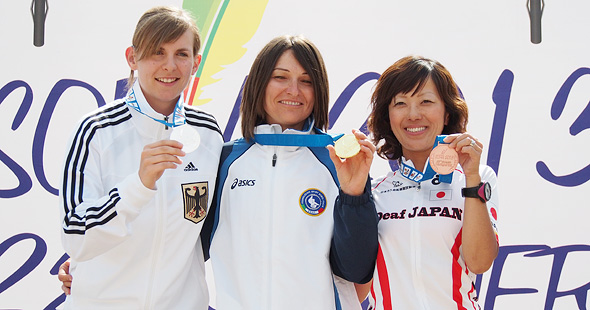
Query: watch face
483 182 492 200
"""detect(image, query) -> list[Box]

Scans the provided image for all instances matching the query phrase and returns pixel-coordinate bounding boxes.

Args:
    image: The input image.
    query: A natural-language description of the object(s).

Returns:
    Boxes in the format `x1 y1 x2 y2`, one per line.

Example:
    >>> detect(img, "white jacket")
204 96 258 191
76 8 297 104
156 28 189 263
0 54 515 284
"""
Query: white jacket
369 158 499 310
205 121 377 310
60 83 222 310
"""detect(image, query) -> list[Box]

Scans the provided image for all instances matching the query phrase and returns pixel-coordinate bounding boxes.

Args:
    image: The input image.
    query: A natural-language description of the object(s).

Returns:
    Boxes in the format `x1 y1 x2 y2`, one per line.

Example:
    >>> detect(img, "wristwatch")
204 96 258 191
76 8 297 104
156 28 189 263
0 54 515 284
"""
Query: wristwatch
461 182 491 203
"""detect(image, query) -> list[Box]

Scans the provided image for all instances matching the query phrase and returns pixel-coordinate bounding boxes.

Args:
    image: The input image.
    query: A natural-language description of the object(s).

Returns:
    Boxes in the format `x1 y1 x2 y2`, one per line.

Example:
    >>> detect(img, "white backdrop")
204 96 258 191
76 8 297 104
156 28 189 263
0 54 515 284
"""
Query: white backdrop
1 0 589 309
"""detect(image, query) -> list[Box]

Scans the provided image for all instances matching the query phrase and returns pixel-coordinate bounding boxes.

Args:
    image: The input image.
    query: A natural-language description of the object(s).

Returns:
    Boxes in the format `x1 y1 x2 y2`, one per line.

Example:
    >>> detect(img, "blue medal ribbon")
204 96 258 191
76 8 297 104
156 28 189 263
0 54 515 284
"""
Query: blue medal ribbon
125 84 186 128
253 131 344 147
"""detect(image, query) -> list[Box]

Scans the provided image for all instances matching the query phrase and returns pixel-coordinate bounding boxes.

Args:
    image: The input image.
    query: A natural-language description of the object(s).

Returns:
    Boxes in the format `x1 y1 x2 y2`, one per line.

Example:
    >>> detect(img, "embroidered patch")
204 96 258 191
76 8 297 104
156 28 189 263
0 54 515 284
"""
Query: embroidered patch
299 188 327 216
181 182 208 224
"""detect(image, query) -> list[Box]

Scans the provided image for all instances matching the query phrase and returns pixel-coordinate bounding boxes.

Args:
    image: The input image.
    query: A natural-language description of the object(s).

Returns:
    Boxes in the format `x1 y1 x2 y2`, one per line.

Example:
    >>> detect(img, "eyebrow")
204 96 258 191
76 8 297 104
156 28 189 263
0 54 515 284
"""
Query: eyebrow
273 67 309 75
157 46 191 53
396 90 436 98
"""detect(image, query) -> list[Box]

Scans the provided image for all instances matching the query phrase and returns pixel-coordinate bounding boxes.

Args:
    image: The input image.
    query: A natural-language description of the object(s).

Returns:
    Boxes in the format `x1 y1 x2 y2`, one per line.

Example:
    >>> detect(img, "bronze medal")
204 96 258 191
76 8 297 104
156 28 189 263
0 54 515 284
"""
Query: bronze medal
429 144 458 175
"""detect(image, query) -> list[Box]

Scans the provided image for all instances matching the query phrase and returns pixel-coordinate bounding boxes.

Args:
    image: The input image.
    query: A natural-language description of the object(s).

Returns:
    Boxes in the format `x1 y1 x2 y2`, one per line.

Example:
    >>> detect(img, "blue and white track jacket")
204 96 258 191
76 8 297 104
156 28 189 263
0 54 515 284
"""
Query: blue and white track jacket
203 121 378 310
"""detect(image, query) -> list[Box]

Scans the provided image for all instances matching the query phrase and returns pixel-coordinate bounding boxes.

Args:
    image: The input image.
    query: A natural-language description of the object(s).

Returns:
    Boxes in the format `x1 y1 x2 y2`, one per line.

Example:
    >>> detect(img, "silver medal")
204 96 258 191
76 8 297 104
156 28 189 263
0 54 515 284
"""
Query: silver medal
170 125 201 153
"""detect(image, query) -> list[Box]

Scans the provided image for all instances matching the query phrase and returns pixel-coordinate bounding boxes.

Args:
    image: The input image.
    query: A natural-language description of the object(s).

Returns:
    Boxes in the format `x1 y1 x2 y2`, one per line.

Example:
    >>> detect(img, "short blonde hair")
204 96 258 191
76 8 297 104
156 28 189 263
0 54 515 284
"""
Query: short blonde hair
127 6 201 89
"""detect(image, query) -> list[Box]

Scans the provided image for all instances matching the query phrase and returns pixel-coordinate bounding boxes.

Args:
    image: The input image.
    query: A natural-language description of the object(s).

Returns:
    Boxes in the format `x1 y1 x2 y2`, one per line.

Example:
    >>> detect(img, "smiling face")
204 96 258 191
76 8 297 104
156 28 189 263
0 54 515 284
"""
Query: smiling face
263 49 315 131
389 77 448 161
126 29 200 115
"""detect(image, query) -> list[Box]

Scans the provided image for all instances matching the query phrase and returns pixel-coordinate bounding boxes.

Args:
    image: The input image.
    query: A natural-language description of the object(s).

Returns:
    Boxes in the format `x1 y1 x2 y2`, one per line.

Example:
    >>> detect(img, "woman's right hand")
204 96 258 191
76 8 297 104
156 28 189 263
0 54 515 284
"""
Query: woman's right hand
58 259 72 295
327 129 376 196
139 140 185 189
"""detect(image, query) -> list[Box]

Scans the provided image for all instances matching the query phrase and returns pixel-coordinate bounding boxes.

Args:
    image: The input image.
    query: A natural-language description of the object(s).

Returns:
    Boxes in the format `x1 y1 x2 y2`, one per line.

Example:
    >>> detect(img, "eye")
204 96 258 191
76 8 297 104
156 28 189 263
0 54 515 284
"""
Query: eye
392 100 406 107
301 79 312 85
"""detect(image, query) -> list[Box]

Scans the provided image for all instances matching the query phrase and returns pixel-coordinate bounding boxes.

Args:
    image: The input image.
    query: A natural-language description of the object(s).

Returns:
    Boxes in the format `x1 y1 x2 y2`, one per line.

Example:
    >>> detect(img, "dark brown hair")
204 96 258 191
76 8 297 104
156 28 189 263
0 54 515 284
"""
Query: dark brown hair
240 35 329 141
367 55 468 160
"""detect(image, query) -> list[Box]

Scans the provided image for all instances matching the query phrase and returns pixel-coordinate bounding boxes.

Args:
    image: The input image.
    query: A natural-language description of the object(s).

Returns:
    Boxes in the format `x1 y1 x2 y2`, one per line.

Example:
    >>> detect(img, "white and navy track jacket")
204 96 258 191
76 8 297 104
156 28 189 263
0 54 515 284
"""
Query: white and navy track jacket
59 84 222 310
369 158 499 310
202 121 378 310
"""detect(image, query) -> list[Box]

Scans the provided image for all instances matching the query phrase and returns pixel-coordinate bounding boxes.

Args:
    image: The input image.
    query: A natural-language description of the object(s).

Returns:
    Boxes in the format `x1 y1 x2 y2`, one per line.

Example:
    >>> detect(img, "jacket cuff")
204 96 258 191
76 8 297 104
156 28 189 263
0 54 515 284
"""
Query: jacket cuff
117 172 156 212
338 187 370 206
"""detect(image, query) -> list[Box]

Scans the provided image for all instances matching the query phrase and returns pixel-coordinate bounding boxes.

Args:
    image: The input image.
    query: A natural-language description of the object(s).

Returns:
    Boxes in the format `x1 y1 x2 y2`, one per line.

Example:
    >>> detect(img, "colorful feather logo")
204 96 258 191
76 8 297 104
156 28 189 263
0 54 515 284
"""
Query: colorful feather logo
183 0 269 106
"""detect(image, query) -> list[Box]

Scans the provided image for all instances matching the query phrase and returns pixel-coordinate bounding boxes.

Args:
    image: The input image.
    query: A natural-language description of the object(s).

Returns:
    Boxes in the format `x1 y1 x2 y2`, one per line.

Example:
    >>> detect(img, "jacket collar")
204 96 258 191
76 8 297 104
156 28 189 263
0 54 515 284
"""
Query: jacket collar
254 117 315 135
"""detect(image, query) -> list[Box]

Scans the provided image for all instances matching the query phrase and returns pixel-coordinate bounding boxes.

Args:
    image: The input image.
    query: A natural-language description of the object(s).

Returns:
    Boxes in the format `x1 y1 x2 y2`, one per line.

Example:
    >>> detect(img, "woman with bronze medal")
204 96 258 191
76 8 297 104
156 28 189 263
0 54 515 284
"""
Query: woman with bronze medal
356 56 499 309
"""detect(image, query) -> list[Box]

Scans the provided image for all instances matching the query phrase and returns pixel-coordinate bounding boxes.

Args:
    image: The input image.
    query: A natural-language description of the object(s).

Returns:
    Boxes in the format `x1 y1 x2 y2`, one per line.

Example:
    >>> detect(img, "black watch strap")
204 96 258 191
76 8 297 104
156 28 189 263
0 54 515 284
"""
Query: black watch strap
461 182 491 203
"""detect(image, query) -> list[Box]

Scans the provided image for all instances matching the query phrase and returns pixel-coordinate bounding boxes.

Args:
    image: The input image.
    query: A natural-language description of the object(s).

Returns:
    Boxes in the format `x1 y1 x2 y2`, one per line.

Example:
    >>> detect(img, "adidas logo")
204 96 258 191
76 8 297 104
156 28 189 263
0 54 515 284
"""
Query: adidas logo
184 162 199 172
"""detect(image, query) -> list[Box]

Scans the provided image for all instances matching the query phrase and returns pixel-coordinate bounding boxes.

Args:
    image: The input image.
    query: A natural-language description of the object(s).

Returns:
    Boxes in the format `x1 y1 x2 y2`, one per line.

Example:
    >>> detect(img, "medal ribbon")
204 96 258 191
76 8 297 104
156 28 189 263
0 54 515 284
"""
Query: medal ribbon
125 83 186 128
254 131 344 147
398 135 453 184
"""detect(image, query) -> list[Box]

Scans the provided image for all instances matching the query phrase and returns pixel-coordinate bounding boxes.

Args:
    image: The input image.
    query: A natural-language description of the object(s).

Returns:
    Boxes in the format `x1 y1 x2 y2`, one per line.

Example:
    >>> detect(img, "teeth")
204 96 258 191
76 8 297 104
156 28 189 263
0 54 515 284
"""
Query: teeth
157 77 177 83
406 127 426 133
281 101 301 106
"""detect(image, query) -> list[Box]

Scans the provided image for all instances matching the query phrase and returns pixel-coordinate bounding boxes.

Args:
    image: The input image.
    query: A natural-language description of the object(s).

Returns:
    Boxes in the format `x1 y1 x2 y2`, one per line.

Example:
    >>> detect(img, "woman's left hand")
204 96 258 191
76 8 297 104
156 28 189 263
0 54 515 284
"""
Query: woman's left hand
327 129 376 196
444 133 482 183
445 133 498 273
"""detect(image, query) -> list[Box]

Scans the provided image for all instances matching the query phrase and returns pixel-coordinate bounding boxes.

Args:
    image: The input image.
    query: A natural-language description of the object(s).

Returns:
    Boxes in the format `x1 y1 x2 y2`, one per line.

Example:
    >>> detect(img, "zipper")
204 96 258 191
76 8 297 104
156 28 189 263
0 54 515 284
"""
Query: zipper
144 181 165 309
144 116 169 308
265 146 279 307
144 138 168 309
411 191 428 309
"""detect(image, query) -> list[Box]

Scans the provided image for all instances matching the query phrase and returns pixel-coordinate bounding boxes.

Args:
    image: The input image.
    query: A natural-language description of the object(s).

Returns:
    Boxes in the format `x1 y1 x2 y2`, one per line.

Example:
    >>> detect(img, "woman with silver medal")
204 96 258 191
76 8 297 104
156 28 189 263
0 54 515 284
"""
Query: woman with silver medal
57 6 222 309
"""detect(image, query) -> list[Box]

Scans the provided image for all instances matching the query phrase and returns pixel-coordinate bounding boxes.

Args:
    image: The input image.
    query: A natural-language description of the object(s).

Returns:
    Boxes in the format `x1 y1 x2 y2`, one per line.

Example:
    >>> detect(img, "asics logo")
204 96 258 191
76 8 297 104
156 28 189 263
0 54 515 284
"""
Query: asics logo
231 178 256 189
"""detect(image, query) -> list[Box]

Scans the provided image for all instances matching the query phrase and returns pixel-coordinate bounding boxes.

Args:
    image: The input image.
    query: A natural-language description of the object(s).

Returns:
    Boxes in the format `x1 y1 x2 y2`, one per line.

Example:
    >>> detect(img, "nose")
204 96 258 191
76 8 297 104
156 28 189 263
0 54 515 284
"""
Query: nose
407 103 422 120
285 79 299 96
162 55 177 71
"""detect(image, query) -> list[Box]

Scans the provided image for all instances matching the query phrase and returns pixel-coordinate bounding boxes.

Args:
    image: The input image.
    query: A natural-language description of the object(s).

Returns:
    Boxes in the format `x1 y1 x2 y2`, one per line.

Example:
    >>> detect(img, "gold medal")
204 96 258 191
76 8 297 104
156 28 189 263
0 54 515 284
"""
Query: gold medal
170 125 201 153
429 144 458 175
334 134 361 158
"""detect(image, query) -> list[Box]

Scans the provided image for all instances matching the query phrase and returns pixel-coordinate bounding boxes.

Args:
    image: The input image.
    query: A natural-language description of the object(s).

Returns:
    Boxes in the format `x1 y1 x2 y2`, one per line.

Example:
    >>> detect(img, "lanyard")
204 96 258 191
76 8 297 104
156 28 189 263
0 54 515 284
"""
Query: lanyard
253 132 343 147
125 86 186 128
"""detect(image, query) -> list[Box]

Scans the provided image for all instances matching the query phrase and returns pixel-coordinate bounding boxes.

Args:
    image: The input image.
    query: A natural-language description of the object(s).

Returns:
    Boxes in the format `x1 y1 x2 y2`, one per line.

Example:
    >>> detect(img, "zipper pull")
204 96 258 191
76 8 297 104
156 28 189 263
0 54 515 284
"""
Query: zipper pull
272 153 277 167
164 116 169 130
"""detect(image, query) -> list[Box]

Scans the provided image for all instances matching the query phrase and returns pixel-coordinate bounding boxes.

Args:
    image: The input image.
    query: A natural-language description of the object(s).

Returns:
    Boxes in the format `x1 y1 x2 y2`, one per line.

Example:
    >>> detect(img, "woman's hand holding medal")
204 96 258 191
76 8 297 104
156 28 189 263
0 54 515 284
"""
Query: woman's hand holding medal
436 133 483 181
327 129 376 196
139 140 185 190
170 125 201 153
139 125 202 189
